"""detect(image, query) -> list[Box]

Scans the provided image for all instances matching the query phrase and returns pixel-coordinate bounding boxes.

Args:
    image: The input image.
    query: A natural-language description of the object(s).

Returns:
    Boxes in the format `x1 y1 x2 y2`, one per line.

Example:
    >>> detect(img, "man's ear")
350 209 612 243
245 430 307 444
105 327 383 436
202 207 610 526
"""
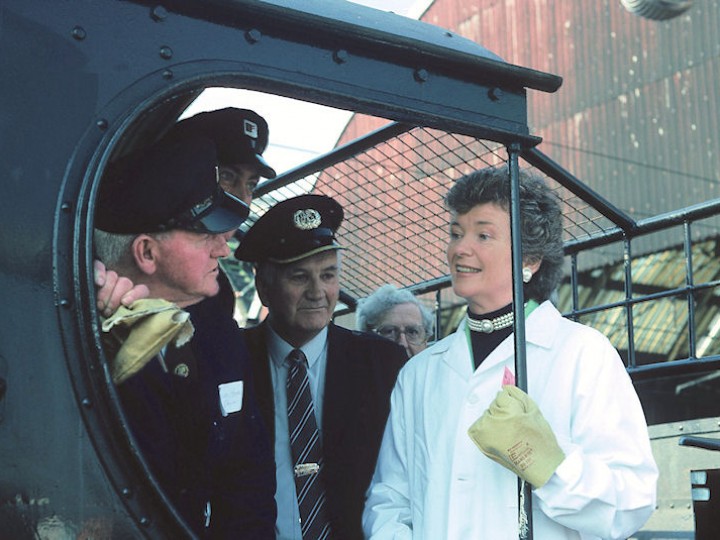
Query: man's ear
131 234 159 276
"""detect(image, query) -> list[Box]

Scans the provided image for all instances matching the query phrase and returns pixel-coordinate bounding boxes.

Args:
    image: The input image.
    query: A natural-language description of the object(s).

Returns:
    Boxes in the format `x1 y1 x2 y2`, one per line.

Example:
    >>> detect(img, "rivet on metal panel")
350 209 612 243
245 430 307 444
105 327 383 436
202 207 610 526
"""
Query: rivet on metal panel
333 50 348 64
159 46 173 60
96 119 108 131
81 398 92 408
59 299 71 309
140 517 152 527
121 487 133 498
61 202 72 213
71 26 86 41
162 70 174 80
245 29 262 44
678 425 684 431
150 6 168 22
414 69 429 83
488 88 504 101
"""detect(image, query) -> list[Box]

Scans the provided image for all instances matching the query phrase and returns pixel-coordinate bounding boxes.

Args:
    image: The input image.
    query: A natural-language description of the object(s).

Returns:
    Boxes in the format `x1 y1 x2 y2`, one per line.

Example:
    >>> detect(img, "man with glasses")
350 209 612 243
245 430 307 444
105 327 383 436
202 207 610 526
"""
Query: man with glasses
356 284 434 358
235 194 407 540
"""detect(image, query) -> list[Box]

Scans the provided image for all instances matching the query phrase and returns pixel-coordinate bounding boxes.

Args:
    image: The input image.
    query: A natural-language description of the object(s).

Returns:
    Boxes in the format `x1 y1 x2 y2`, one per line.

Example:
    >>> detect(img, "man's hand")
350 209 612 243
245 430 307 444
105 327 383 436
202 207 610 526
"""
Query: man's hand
94 260 149 318
468 385 565 488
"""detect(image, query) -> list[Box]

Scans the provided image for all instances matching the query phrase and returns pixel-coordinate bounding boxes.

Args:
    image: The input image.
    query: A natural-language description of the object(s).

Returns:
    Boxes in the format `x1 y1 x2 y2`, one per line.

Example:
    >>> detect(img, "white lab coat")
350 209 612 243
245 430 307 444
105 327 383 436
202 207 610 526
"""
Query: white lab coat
363 301 658 540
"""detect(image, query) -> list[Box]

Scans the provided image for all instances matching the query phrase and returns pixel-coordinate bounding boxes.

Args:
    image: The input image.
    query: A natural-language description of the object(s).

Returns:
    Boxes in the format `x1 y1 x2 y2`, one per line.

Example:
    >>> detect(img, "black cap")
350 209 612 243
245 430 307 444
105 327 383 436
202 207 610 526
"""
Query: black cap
168 108 277 179
95 134 250 235
235 194 344 264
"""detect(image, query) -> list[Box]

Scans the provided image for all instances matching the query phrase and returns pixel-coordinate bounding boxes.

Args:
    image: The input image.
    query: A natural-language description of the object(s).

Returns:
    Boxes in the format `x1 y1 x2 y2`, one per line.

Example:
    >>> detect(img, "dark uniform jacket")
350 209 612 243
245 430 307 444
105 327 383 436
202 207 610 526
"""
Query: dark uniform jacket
116 287 276 539
243 321 407 540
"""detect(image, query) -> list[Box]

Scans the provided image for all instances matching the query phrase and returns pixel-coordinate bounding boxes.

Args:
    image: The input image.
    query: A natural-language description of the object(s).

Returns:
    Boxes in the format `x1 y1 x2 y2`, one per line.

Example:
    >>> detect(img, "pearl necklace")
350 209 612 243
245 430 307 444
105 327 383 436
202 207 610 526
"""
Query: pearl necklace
466 311 514 333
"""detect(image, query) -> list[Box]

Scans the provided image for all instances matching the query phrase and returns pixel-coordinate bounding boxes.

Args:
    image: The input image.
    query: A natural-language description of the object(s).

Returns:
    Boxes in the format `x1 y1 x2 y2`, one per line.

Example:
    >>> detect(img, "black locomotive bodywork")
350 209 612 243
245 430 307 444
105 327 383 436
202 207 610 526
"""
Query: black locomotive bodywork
0 1 560 537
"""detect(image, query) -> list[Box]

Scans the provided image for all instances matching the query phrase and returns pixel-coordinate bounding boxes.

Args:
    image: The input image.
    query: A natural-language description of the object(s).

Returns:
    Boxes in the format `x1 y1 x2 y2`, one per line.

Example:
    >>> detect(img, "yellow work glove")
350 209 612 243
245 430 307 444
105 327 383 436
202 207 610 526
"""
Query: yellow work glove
101 298 194 384
468 385 565 488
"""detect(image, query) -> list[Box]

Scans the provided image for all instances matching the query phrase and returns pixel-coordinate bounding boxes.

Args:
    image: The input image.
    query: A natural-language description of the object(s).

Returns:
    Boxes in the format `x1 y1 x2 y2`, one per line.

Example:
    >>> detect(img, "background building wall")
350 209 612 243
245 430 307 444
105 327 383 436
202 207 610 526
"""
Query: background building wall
339 0 720 222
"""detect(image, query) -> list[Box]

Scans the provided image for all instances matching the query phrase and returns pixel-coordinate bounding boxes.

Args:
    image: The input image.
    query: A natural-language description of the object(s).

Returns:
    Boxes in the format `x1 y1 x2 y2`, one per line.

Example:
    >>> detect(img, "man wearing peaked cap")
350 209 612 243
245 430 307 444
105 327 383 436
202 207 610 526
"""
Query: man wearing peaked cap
236 194 407 540
97 134 249 236
234 193 344 264
95 107 276 314
94 133 276 539
162 107 279 321
166 107 276 205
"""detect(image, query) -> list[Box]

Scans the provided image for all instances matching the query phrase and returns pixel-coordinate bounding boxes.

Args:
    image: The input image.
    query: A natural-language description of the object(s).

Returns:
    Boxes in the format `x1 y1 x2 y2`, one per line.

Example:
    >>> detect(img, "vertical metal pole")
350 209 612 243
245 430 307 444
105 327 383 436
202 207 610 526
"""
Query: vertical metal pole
623 238 636 369
684 222 697 358
435 288 442 343
507 145 533 540
570 253 579 321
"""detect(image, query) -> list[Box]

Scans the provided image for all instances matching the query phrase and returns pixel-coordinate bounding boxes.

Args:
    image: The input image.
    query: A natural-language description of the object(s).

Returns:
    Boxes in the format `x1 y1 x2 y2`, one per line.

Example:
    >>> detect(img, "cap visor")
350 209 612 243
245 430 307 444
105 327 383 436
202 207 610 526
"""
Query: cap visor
196 192 250 233
254 154 277 179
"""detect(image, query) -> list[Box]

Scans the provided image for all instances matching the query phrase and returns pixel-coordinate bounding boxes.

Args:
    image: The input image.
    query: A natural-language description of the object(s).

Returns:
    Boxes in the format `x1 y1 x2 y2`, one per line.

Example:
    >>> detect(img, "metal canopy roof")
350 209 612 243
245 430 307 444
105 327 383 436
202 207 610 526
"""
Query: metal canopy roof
186 0 562 92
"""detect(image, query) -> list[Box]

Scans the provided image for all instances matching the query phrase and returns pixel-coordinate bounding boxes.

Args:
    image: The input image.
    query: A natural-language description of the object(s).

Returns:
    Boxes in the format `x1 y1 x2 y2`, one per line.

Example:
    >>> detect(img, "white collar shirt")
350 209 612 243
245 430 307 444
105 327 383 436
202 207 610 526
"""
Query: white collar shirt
267 325 329 540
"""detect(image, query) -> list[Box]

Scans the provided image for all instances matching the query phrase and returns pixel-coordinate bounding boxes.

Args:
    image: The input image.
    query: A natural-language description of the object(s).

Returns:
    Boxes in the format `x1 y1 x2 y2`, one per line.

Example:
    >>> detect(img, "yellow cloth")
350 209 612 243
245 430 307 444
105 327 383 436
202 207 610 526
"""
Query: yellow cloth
468 385 565 488
101 298 194 384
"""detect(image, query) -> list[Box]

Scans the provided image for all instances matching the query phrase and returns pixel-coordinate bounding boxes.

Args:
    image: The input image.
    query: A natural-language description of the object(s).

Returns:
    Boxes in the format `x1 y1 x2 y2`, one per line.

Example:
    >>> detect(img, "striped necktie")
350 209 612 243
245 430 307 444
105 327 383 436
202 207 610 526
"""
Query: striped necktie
286 349 331 539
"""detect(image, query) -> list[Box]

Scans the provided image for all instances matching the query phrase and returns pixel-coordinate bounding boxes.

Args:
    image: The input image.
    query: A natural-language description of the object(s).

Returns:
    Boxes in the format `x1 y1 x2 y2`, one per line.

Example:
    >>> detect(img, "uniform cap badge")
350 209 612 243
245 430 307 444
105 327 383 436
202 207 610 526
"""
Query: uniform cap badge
293 208 322 230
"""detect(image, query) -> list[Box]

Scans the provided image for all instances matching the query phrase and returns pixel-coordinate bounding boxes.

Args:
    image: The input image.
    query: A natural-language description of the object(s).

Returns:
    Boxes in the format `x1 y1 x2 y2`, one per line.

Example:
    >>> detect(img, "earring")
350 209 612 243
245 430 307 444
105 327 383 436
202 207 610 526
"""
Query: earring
522 267 532 283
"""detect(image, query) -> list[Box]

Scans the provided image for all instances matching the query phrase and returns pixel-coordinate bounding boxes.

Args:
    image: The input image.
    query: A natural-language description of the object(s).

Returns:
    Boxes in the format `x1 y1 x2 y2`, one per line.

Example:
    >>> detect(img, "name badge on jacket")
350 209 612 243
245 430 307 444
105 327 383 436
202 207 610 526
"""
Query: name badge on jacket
218 381 244 416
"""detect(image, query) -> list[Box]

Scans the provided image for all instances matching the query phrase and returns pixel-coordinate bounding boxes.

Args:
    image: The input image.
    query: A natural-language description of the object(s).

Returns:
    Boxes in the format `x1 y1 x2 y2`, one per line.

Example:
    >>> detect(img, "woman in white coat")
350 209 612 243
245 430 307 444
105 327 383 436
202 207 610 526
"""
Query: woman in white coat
362 166 658 539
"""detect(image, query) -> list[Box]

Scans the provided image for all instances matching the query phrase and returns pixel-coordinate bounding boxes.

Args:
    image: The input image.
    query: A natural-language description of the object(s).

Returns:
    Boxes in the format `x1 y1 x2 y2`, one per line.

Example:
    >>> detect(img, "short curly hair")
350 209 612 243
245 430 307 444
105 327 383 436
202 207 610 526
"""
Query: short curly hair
444 166 564 303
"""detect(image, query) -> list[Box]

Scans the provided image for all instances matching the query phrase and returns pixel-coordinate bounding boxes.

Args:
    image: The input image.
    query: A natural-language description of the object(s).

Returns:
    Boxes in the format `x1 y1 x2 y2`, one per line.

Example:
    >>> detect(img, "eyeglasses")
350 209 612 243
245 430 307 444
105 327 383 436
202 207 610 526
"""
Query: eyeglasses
374 325 427 345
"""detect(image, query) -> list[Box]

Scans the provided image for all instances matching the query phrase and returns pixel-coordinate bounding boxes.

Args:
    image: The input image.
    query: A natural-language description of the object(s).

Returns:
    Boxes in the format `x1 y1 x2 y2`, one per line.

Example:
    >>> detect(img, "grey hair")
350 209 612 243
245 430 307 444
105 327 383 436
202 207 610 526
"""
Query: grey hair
356 284 434 338
93 228 136 270
444 166 565 303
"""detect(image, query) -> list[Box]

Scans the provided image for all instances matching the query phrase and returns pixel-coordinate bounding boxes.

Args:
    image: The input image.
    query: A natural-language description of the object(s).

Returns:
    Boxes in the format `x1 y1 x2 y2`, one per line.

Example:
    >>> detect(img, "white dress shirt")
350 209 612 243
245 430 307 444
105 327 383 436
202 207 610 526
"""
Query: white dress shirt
267 326 329 540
